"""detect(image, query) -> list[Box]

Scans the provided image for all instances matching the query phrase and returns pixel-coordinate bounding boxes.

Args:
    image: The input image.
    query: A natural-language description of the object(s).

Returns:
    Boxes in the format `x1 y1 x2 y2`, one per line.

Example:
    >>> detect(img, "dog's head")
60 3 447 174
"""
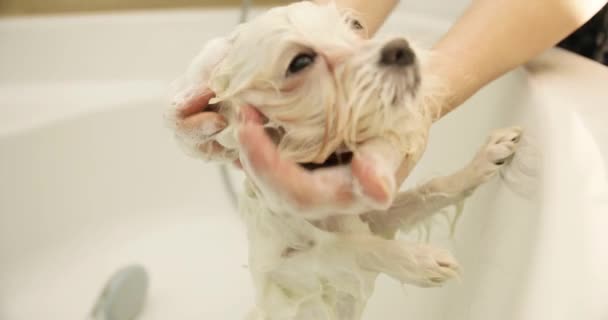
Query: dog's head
174 2 426 167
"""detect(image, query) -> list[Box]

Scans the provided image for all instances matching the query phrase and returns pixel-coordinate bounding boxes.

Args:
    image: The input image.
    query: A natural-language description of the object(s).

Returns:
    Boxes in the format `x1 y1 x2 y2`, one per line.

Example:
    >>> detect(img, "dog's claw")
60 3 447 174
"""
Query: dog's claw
390 243 461 287
469 126 522 183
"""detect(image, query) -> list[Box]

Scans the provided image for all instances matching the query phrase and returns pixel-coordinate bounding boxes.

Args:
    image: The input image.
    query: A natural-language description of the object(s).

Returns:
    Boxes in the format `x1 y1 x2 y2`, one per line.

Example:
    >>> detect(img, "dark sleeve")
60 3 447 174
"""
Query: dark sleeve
557 3 608 65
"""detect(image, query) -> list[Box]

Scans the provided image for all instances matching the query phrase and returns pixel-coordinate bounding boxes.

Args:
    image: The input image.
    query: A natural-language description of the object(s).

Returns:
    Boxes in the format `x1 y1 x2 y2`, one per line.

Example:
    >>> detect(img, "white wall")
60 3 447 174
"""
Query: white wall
395 0 470 21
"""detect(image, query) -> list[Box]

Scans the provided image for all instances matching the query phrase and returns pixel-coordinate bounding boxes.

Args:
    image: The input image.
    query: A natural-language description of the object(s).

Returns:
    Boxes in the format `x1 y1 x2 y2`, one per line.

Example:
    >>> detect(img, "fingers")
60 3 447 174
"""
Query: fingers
198 140 225 155
172 88 225 136
351 154 393 205
239 104 266 125
351 138 403 206
180 112 227 136
168 87 240 163
237 106 355 215
237 105 405 215
175 89 216 118
238 109 311 201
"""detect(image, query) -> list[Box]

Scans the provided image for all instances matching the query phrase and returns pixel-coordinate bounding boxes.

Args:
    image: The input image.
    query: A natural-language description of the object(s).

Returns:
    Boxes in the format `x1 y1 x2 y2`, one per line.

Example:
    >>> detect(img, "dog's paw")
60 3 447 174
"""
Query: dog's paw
468 126 522 184
382 243 461 287
403 244 461 287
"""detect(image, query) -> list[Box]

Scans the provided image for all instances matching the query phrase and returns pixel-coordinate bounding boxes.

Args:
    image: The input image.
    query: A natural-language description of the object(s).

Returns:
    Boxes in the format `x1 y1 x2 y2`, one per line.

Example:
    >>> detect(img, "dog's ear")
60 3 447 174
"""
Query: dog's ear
170 36 231 106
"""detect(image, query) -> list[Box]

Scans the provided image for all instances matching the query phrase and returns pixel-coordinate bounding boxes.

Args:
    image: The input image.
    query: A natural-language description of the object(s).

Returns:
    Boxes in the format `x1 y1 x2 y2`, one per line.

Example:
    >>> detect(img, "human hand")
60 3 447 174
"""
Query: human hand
237 105 420 219
167 87 240 165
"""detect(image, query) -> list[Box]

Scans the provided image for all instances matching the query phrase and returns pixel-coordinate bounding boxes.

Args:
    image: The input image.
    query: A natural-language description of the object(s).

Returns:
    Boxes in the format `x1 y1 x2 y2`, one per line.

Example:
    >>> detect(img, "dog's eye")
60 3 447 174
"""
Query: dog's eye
287 53 316 76
350 19 363 30
344 17 364 32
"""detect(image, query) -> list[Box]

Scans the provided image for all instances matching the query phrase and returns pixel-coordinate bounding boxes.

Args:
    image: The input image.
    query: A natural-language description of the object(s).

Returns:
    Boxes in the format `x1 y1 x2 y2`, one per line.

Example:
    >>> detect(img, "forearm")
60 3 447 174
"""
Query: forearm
314 0 399 36
430 0 608 118
396 0 606 185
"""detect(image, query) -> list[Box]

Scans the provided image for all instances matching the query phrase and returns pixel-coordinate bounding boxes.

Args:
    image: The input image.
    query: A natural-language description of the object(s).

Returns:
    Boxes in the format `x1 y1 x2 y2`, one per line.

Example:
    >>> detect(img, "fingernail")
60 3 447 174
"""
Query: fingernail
199 118 227 136
369 172 395 206
239 105 261 125
217 117 228 128
379 176 393 199
213 118 228 133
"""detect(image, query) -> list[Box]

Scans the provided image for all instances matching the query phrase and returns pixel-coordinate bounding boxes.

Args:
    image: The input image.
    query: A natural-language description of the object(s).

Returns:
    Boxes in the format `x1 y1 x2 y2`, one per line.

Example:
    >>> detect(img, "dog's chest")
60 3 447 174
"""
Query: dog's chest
240 190 377 319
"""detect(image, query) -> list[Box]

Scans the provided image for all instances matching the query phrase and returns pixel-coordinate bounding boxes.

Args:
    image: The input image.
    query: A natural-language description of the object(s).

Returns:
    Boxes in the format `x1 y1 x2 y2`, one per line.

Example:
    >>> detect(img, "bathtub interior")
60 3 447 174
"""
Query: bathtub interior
0 5 585 320
0 100 254 319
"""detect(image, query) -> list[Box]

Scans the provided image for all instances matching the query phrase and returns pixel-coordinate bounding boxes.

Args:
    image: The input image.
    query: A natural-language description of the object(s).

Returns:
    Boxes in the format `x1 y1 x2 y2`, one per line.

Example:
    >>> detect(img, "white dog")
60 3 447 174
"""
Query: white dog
167 2 521 319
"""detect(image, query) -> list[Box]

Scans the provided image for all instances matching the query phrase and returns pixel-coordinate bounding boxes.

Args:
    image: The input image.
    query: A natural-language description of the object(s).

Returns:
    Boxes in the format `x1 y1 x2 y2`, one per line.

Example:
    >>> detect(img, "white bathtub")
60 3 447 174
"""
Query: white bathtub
1 6 607 320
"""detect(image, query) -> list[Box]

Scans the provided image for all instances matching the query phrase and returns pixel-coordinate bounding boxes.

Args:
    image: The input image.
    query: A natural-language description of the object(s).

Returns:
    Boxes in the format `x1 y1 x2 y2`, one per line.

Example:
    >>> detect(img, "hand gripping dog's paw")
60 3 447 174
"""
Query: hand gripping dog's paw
467 126 522 184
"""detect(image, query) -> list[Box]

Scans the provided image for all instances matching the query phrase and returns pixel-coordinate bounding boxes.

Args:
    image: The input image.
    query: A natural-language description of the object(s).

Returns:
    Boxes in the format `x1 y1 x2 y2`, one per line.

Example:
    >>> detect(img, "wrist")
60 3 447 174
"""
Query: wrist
423 46 485 121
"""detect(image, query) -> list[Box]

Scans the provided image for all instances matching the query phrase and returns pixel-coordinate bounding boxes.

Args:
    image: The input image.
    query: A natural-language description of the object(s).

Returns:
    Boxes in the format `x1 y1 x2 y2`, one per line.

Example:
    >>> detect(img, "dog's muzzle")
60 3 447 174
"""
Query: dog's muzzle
300 39 420 171
379 39 415 67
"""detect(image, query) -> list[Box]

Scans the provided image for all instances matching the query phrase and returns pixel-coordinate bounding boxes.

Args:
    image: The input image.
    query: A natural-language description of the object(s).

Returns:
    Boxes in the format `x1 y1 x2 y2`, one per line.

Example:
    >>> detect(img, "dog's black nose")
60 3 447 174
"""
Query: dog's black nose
380 39 415 66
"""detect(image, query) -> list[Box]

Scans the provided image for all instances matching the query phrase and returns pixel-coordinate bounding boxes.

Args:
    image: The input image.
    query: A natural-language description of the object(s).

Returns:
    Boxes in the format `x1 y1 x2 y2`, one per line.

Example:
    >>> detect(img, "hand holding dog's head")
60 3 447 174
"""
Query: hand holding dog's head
174 2 425 167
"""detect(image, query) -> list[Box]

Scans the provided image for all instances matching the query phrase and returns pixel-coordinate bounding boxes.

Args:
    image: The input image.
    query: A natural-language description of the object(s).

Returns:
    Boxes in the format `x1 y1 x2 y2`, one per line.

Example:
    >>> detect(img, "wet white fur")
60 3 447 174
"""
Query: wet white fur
166 2 521 319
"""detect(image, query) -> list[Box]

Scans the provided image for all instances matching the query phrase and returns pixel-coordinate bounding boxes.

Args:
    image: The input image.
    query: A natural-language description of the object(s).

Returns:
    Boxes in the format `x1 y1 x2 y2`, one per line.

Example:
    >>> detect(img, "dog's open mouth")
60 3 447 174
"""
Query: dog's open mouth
300 151 353 171
264 126 354 171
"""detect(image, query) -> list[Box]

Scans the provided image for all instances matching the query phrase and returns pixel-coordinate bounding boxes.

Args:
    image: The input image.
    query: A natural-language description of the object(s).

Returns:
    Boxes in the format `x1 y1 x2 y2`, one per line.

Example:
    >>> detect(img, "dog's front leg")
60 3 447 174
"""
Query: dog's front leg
365 126 522 237
329 235 460 287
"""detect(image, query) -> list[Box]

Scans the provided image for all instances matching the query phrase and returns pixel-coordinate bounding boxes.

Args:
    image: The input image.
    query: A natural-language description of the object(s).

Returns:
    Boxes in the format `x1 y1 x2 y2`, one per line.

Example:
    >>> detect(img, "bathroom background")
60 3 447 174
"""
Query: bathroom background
2 0 607 65
1 1 607 320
